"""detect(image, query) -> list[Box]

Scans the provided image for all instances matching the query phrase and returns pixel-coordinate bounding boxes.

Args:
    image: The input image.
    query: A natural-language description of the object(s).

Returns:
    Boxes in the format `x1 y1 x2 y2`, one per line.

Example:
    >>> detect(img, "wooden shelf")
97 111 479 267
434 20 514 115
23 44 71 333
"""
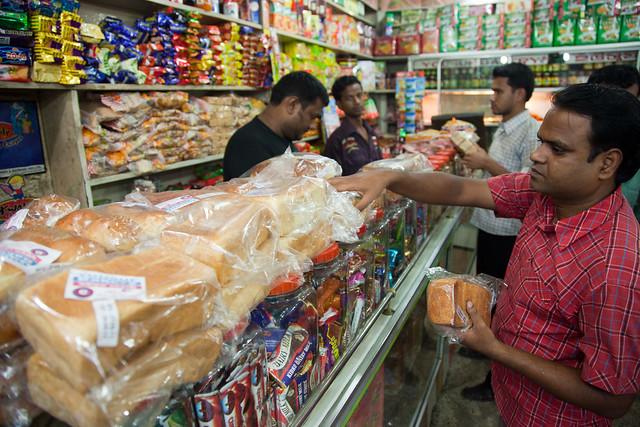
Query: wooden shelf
0 82 263 91
89 154 224 186
276 30 374 59
368 89 395 94
325 0 375 26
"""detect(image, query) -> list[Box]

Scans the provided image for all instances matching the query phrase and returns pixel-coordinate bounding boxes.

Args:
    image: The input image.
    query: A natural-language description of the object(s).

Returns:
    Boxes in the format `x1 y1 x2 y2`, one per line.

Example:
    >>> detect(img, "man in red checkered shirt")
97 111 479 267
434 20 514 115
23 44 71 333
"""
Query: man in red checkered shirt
330 83 640 425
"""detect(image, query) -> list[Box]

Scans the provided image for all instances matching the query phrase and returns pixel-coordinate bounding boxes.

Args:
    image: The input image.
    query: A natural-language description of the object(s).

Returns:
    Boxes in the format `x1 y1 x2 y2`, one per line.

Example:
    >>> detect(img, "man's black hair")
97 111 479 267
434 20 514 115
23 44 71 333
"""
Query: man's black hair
552 83 640 185
331 75 362 102
269 71 329 107
587 64 640 96
493 63 535 102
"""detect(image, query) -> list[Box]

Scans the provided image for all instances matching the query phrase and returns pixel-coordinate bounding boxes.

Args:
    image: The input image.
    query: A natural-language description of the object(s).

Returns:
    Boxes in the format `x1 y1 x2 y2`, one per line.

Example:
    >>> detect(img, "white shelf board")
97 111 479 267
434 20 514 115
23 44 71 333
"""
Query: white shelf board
89 154 223 186
276 30 374 59
373 54 411 62
0 82 263 91
325 0 375 26
368 89 395 94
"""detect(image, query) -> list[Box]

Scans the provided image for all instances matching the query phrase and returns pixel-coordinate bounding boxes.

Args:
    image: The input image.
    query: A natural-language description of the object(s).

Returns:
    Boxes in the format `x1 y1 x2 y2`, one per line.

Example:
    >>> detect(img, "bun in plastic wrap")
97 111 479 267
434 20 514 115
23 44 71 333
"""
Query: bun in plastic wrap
28 325 223 427
15 246 222 392
3 194 80 230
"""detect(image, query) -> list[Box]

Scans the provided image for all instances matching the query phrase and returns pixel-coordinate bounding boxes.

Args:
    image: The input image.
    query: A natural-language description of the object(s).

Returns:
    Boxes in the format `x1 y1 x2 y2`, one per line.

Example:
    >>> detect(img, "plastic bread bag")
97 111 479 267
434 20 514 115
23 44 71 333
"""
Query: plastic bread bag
441 118 477 133
55 200 178 252
0 226 107 347
14 245 225 395
0 341 41 427
157 193 304 329
2 194 80 230
192 318 270 427
244 148 343 180
450 128 481 154
27 325 223 427
219 174 364 248
361 153 434 206
424 267 506 344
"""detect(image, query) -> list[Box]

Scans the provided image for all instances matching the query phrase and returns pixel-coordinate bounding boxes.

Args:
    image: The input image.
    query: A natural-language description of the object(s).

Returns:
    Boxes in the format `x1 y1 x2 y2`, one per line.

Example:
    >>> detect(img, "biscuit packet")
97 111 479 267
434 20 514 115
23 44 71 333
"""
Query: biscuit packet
424 267 506 343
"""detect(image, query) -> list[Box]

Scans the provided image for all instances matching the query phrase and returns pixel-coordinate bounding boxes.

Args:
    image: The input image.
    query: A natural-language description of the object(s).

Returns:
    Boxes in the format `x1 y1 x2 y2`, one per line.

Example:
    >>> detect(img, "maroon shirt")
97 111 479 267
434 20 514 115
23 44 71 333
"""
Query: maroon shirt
323 119 381 176
489 173 640 426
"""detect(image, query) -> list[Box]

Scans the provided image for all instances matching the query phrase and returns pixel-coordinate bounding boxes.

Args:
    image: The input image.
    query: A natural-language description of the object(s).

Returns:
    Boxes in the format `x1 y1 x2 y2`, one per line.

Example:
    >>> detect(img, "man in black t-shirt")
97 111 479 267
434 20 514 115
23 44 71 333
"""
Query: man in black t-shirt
223 71 329 180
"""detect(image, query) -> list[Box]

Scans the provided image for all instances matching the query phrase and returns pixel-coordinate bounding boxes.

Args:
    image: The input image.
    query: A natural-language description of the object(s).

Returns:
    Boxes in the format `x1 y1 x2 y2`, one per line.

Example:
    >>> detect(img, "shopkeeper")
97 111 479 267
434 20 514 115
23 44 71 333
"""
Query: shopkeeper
330 84 640 426
323 76 382 176
223 71 329 180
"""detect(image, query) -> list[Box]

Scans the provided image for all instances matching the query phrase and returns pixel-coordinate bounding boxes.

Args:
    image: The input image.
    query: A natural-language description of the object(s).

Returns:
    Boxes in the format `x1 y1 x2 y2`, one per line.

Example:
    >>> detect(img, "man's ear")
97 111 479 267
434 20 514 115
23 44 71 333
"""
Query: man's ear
283 96 300 114
515 87 526 103
598 148 623 181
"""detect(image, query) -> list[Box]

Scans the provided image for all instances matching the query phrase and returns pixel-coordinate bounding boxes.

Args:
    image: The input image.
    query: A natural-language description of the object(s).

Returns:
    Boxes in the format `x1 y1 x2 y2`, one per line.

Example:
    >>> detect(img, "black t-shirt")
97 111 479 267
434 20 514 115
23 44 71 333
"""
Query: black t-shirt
223 116 297 181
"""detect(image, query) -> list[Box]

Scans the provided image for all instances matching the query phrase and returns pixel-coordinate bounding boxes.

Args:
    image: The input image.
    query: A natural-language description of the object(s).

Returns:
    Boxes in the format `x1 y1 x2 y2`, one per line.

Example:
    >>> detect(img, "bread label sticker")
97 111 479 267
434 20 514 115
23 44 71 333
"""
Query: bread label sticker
155 195 199 212
456 305 469 325
64 268 147 301
0 239 62 274
93 299 119 347
195 192 226 200
2 208 28 230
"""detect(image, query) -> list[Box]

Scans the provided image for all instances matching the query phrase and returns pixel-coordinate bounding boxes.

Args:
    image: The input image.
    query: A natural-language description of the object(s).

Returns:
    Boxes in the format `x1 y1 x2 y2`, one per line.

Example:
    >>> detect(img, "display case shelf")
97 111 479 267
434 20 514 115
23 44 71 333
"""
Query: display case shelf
0 82 264 91
296 206 465 426
89 154 224 187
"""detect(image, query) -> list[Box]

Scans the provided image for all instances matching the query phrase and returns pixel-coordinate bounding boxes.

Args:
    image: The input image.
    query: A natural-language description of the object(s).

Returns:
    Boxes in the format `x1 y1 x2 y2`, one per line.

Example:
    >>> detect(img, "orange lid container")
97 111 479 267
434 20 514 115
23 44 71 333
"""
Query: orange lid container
269 274 303 296
312 242 340 264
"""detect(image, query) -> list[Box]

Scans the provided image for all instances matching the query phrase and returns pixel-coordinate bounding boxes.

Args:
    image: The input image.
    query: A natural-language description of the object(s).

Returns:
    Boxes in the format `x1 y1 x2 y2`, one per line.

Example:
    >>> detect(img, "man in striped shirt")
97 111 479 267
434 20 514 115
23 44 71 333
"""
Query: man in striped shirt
330 84 640 426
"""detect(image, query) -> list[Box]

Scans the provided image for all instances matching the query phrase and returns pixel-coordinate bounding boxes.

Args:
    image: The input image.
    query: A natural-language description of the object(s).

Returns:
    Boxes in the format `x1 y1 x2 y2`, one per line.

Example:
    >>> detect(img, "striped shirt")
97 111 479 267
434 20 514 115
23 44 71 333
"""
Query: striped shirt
470 109 540 236
489 173 640 426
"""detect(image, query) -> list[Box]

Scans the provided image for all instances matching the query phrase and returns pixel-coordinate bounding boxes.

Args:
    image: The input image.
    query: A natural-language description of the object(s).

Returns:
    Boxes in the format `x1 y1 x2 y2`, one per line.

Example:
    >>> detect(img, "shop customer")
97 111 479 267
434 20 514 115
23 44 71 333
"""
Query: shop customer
458 63 540 401
587 64 640 222
330 84 640 426
223 71 329 180
324 76 382 175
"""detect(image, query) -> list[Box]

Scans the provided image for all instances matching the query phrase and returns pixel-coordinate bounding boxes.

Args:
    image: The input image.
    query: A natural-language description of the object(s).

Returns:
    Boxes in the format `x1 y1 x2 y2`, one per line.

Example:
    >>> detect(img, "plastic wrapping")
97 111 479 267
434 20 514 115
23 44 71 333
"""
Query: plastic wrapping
361 153 434 206
0 341 41 427
0 226 106 346
2 194 80 230
55 201 177 252
15 246 223 394
219 173 363 252
27 325 223 427
425 267 505 344
246 150 342 180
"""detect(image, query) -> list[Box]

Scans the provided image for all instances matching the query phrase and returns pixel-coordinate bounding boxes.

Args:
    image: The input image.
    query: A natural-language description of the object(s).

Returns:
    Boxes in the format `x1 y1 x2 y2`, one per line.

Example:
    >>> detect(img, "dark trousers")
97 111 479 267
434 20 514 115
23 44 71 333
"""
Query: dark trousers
476 229 517 279
476 229 517 390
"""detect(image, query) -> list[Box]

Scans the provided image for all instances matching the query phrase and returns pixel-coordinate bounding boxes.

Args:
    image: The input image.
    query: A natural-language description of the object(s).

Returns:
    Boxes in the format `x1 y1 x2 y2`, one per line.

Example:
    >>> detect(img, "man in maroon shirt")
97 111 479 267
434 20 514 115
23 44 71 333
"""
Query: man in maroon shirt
324 76 382 175
330 84 640 425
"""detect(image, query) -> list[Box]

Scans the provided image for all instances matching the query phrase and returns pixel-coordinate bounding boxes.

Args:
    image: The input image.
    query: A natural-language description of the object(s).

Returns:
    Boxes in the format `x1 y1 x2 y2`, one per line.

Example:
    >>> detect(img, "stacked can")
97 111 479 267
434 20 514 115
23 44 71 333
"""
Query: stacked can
251 275 318 426
191 320 270 427
304 242 348 381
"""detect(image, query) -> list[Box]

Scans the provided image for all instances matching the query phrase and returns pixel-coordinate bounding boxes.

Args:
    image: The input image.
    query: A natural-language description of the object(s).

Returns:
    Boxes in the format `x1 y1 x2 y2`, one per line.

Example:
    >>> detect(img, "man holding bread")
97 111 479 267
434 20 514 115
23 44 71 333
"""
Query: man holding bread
330 83 640 425
223 71 329 180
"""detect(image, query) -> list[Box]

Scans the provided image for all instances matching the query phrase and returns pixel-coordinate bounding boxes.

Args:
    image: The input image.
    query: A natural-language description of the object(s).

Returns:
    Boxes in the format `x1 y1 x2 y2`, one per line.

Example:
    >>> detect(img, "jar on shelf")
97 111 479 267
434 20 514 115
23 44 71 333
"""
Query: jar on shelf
251 275 318 426
339 226 374 347
304 242 348 381
385 202 406 288
223 0 240 18
403 198 417 265
366 207 390 308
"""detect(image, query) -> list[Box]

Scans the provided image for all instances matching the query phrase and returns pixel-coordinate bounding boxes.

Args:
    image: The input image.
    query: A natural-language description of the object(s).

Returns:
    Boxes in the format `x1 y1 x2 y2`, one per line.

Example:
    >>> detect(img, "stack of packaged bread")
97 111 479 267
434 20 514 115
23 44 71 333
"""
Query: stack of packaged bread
0 152 363 426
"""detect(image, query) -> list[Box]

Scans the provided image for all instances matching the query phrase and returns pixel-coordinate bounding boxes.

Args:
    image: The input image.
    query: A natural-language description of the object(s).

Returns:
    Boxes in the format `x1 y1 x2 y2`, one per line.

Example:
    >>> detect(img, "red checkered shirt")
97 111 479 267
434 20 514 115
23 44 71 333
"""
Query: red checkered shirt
488 173 640 426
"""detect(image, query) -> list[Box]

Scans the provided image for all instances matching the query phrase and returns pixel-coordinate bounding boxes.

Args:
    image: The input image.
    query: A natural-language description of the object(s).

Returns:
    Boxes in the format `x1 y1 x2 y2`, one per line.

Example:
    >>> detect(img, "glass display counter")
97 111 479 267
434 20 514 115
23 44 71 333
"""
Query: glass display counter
295 206 468 426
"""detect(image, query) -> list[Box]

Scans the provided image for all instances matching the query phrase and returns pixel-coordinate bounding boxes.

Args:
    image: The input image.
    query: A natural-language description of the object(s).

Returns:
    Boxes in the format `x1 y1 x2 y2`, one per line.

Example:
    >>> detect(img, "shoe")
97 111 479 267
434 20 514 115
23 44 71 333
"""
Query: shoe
461 381 495 402
458 346 487 359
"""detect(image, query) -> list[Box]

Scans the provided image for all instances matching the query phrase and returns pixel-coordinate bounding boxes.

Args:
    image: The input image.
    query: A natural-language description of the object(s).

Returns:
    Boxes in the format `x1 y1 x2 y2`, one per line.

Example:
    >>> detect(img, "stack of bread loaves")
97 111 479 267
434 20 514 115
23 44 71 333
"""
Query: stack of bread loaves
0 152 363 426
